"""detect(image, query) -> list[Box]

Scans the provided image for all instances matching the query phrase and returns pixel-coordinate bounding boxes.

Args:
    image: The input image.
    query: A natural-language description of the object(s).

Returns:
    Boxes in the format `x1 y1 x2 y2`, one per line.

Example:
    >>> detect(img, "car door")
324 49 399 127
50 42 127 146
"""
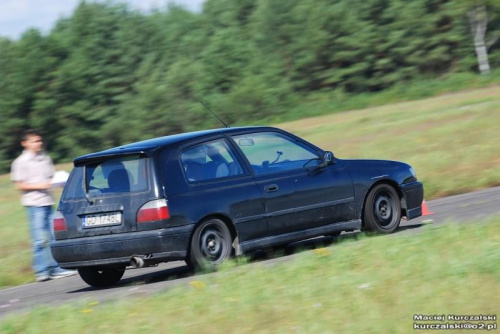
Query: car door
231 131 355 236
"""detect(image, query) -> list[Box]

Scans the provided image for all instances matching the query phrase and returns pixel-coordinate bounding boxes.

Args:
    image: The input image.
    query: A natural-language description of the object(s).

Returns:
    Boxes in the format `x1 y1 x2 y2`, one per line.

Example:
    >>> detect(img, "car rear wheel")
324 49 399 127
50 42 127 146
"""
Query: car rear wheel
188 219 233 271
363 184 401 233
78 266 125 287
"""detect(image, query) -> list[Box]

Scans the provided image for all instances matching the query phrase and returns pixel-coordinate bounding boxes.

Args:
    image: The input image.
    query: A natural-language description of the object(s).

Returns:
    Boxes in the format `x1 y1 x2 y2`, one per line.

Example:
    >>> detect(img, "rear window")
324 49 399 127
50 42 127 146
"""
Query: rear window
85 155 148 195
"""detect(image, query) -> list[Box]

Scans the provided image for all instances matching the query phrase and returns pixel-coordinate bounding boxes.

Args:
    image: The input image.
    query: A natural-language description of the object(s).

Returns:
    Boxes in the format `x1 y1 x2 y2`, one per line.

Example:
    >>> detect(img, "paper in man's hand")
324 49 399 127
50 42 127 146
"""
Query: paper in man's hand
51 170 70 188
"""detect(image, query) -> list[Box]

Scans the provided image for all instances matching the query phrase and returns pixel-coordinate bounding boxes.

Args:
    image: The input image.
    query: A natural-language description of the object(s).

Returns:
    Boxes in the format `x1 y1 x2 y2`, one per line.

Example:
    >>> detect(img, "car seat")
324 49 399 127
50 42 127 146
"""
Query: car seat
107 169 130 192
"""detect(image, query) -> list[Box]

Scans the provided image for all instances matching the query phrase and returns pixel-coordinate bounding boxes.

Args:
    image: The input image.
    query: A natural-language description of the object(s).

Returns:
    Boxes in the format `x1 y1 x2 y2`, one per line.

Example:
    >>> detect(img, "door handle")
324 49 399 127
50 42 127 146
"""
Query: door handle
264 184 279 192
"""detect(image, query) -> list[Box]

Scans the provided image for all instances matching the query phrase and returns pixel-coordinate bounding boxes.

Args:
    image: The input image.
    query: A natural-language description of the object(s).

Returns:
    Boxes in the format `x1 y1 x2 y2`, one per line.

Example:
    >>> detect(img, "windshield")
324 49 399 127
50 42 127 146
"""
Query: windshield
85 155 148 195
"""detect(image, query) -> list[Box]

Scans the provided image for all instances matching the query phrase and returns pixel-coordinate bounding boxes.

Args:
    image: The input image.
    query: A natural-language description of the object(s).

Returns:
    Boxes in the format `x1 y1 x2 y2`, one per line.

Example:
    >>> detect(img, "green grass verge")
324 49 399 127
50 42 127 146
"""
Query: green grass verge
1 218 499 333
0 173 32 288
0 164 71 288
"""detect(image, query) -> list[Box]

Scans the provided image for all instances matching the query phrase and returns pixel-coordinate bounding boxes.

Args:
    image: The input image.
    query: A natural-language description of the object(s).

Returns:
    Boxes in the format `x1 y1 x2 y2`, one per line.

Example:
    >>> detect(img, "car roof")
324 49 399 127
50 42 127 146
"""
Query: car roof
73 126 277 164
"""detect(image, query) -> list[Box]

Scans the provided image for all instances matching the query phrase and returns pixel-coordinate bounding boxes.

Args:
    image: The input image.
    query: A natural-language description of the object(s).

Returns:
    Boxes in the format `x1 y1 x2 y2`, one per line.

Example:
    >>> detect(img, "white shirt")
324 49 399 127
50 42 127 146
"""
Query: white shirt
11 150 55 207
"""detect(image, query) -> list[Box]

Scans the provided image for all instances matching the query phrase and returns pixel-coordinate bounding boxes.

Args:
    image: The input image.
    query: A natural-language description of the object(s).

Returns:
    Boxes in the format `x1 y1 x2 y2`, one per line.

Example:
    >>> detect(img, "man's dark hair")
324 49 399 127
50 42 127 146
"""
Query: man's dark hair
22 129 42 142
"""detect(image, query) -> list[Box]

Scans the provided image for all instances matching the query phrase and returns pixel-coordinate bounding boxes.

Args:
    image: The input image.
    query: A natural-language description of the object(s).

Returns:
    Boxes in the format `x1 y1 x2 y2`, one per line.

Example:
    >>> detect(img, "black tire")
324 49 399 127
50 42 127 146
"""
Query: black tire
78 266 125 288
362 184 401 234
188 219 233 271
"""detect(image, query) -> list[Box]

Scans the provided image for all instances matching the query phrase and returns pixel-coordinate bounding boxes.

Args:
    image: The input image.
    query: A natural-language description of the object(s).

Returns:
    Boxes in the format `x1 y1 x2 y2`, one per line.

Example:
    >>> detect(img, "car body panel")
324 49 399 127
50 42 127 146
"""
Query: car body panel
51 225 192 268
52 126 424 270
250 163 356 236
342 159 423 220
227 128 356 235
57 156 161 239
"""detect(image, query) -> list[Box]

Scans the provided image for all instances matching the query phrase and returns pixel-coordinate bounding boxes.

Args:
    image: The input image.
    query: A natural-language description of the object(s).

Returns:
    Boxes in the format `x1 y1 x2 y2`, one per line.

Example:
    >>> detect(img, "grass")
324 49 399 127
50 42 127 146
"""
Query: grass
264 70 500 124
0 173 32 287
279 85 500 199
1 217 499 333
0 85 499 289
0 163 72 288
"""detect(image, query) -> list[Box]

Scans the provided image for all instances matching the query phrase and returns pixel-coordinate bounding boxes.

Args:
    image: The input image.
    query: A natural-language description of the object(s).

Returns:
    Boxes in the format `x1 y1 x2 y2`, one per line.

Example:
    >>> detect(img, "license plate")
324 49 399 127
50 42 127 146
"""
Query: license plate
83 212 122 228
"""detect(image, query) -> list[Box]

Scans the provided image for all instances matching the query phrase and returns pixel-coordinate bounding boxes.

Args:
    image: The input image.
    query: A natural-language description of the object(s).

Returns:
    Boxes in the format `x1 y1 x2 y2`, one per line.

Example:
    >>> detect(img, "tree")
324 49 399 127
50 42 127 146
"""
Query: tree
1 0 499 173
0 30 52 169
466 1 500 74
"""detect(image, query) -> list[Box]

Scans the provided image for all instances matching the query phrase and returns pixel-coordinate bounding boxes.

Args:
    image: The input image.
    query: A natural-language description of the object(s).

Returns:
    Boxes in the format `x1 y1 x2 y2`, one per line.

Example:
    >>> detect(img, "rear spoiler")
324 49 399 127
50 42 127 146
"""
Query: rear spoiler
74 150 149 166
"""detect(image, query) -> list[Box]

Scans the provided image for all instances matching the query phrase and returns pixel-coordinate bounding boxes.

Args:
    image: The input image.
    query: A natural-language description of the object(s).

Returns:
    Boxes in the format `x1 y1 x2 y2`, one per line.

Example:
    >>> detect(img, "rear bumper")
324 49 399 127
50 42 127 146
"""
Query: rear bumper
401 181 424 220
51 225 193 269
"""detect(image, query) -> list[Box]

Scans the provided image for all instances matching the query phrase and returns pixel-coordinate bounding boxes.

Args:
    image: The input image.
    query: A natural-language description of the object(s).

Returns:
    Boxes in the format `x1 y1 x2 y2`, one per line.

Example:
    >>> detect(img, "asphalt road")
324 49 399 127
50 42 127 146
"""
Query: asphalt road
1 186 499 319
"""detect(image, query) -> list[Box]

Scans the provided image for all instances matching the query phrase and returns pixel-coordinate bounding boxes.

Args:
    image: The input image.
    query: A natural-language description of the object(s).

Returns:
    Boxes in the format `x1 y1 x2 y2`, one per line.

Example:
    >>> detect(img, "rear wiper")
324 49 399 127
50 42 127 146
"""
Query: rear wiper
84 192 94 205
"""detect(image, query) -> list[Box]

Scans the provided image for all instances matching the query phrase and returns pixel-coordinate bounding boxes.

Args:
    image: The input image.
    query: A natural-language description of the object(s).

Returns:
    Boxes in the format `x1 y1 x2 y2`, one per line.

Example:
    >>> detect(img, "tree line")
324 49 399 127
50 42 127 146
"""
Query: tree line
1 0 499 171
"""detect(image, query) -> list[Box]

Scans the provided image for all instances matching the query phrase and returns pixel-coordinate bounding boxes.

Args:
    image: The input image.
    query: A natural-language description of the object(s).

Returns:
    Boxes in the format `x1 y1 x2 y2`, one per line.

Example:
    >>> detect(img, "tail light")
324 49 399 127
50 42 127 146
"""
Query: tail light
53 211 67 232
137 199 170 223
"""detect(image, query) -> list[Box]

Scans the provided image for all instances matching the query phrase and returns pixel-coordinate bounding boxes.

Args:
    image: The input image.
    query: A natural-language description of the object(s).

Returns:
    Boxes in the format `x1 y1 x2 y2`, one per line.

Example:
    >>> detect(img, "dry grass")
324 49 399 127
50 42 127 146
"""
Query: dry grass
280 86 500 198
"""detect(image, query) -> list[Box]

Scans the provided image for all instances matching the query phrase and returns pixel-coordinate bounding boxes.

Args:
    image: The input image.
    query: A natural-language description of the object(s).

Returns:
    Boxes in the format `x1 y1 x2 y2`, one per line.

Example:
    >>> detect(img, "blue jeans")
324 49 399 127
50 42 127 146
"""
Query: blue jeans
26 206 59 276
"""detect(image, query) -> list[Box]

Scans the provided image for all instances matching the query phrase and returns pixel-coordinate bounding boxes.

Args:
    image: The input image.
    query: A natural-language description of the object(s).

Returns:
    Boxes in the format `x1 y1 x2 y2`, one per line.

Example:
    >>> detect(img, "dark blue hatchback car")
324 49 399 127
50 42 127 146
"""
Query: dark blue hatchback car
51 126 423 287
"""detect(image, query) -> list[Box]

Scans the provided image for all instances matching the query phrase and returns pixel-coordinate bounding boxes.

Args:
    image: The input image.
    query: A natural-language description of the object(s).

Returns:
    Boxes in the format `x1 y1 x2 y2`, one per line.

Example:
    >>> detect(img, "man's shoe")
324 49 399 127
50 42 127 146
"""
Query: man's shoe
50 269 77 279
36 273 51 282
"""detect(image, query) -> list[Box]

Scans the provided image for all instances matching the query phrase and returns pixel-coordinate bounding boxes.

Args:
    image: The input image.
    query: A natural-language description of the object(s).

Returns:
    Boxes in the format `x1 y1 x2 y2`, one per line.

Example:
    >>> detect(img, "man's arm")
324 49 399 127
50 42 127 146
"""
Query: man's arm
14 181 52 191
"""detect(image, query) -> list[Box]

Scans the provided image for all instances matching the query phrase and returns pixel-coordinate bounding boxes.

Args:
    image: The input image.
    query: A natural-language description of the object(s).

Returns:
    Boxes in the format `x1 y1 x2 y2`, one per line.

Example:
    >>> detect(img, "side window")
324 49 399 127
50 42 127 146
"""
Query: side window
181 139 244 183
232 132 319 175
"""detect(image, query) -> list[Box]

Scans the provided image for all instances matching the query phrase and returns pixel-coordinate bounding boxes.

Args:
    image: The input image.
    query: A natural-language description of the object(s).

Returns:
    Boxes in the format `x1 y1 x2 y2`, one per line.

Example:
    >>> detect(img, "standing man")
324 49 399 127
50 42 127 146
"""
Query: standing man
11 129 76 282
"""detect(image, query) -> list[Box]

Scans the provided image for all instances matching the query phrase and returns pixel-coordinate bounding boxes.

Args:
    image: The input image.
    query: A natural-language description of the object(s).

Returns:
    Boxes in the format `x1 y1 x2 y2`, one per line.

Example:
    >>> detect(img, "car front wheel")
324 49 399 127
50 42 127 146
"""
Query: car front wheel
78 266 125 288
363 184 401 233
188 219 233 271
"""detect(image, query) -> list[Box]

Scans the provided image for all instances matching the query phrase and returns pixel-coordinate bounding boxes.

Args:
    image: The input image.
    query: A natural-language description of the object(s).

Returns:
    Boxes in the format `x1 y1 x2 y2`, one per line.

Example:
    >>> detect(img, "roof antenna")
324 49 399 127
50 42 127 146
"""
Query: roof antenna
200 100 230 128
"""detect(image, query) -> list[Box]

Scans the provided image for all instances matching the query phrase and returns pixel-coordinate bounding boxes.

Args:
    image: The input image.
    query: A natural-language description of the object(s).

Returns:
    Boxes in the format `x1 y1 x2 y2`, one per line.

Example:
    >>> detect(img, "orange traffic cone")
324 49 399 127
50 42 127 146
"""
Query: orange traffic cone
421 200 434 216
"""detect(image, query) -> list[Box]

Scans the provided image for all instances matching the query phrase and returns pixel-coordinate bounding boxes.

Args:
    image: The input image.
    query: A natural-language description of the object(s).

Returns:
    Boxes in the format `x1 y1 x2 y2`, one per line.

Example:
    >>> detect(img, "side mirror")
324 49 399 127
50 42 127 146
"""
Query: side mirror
324 151 334 164
304 151 335 172
318 151 334 168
